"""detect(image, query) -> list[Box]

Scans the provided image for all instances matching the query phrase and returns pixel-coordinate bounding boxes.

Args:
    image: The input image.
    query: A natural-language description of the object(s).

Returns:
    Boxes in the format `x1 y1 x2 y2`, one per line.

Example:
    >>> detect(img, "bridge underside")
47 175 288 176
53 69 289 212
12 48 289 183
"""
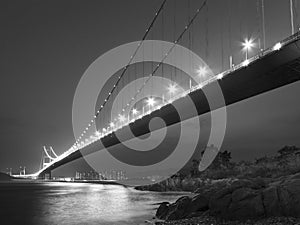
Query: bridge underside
38 169 52 180
41 35 300 176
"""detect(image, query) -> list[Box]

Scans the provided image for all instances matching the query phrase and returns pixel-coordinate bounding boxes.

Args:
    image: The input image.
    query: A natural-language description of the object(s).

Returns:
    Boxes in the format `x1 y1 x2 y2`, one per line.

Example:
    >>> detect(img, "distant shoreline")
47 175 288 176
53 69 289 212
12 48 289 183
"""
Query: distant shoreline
0 176 126 186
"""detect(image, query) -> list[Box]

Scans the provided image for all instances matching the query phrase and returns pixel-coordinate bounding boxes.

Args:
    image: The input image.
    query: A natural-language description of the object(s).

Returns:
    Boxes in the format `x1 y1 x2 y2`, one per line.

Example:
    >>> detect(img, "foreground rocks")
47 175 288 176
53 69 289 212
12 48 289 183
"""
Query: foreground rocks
155 172 300 221
155 215 300 225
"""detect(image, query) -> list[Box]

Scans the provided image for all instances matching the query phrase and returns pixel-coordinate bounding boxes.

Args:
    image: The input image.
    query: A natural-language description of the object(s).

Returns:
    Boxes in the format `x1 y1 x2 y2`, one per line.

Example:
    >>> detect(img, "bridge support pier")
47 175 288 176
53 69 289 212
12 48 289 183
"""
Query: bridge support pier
38 170 52 180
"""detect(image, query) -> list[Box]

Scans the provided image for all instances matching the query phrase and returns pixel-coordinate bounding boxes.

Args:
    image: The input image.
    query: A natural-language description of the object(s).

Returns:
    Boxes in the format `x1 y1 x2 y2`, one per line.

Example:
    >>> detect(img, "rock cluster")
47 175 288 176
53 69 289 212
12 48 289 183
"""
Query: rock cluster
156 173 300 221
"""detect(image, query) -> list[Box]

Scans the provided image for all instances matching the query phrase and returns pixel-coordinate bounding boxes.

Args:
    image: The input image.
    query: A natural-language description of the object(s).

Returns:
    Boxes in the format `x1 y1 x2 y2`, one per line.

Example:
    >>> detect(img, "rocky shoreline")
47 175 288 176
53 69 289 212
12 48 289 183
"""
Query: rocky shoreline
137 146 300 224
147 172 300 225
153 215 300 225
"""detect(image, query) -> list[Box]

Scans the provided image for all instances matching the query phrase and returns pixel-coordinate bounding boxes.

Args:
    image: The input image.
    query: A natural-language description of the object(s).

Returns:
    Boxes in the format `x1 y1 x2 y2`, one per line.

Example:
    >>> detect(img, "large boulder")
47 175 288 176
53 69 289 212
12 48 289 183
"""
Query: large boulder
278 178 300 217
156 202 169 219
209 192 232 218
166 196 192 220
262 186 282 216
155 173 300 221
262 174 300 217
155 195 209 220
230 178 266 190
194 179 231 199
227 189 265 219
186 194 209 214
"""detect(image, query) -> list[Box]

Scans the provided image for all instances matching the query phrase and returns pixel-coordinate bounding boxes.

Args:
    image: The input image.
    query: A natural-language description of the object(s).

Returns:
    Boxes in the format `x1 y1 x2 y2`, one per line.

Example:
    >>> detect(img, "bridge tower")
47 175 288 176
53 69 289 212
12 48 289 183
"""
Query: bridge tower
6 168 12 176
39 146 58 179
19 167 25 176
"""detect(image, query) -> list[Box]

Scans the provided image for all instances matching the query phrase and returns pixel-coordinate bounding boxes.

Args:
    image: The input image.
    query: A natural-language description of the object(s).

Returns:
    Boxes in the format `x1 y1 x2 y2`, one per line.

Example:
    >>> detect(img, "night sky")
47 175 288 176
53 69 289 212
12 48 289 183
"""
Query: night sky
1 0 300 175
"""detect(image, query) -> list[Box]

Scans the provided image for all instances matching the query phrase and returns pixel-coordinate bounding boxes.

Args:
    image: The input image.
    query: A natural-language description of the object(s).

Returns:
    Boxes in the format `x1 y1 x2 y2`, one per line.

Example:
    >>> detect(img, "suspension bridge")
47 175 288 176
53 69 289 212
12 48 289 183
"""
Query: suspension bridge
13 0 300 180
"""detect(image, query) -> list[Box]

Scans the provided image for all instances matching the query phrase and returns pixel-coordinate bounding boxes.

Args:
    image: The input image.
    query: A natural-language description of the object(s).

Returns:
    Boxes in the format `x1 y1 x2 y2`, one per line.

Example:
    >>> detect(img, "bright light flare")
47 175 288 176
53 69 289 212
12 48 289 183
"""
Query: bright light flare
110 122 115 127
196 66 208 77
242 59 250 67
146 97 156 107
273 42 282 51
167 83 178 94
242 39 254 51
118 114 126 122
217 73 224 80
132 108 138 115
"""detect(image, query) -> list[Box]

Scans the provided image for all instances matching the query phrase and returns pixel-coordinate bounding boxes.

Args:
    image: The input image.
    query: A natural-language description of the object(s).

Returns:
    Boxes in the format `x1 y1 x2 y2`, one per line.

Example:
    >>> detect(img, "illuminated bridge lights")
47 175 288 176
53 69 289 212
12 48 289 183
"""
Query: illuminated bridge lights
217 73 224 80
242 38 255 60
131 108 138 116
273 42 282 51
118 114 125 122
242 38 254 51
33 32 300 178
196 66 208 77
167 83 178 94
242 59 250 67
146 97 156 107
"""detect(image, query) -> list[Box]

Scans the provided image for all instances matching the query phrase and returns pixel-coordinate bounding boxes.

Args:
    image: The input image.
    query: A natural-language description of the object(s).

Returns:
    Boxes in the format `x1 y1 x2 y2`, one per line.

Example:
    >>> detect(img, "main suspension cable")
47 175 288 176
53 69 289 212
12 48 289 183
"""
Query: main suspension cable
75 0 168 144
117 0 208 119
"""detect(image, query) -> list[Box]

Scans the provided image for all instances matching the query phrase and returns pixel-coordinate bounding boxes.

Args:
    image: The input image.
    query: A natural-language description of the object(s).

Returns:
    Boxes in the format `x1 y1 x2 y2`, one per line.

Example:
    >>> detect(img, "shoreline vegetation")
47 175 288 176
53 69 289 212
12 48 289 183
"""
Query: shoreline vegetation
137 146 300 225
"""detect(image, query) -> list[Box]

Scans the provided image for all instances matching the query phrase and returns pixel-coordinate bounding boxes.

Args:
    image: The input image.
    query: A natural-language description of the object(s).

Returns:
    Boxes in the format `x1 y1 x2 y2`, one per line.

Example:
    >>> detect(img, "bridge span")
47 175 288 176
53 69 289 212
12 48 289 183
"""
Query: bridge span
16 31 300 180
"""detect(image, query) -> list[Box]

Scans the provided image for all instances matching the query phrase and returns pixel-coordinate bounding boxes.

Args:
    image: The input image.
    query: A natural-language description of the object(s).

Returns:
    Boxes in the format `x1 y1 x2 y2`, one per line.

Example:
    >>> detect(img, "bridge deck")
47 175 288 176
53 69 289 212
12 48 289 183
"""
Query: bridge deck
38 32 300 177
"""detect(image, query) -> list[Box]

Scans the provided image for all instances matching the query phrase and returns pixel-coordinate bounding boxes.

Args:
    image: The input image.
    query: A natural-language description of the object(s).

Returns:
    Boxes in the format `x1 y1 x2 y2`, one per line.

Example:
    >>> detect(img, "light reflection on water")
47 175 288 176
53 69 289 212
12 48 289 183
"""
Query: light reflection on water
0 182 188 225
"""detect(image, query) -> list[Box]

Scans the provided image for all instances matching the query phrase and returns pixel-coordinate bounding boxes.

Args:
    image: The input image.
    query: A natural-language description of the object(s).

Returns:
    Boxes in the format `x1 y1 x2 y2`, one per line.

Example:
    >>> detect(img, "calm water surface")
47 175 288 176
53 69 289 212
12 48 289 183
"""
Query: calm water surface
0 182 188 225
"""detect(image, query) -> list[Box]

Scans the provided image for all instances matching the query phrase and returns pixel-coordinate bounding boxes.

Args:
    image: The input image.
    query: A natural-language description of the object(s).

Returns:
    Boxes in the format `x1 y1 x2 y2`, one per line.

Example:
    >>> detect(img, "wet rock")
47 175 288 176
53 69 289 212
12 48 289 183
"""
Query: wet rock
167 196 192 220
231 187 257 202
278 178 300 217
209 193 232 218
227 191 265 219
156 202 170 219
230 178 265 190
262 186 282 216
186 194 209 214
